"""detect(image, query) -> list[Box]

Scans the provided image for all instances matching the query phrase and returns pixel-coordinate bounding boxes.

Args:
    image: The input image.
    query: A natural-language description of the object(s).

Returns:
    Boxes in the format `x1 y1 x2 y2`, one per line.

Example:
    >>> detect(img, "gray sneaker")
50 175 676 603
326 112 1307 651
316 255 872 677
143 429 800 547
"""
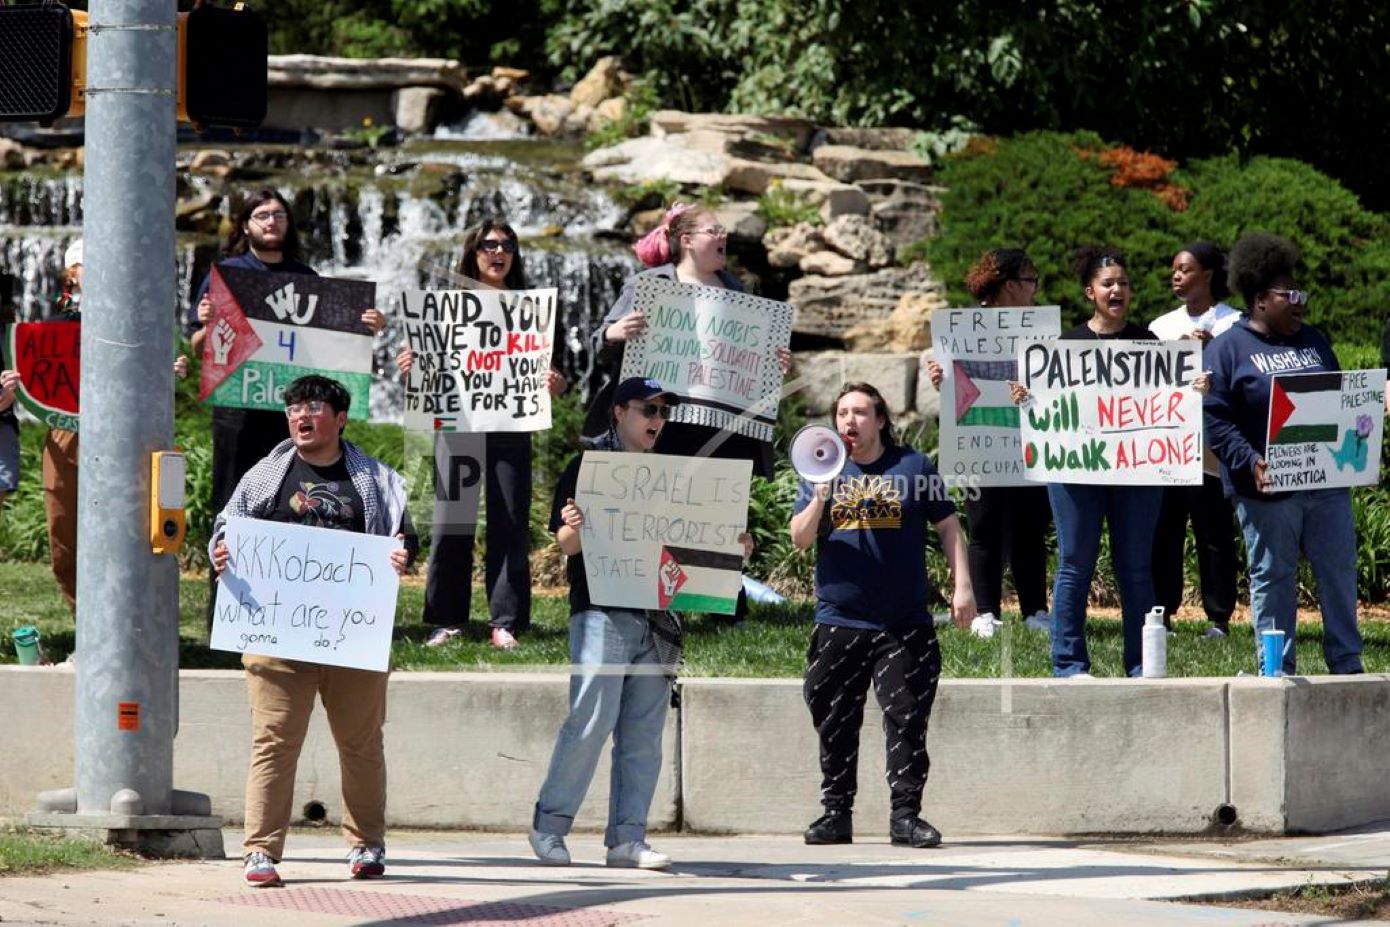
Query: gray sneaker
606 840 670 870
528 829 571 866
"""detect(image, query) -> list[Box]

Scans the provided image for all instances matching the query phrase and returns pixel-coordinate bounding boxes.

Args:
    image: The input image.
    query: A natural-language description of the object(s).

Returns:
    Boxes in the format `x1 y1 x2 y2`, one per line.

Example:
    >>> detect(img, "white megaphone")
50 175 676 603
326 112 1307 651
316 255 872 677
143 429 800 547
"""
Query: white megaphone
790 424 848 483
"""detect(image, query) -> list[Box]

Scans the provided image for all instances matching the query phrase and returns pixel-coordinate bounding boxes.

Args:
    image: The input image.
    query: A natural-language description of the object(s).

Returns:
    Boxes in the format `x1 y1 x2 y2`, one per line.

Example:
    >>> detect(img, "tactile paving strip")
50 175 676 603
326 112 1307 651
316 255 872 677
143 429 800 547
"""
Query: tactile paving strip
216 886 649 925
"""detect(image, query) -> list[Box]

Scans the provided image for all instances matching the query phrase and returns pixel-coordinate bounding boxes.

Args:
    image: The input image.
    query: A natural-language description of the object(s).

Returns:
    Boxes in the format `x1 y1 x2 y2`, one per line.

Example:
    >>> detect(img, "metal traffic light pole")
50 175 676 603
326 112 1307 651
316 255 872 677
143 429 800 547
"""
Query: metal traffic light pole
27 0 221 858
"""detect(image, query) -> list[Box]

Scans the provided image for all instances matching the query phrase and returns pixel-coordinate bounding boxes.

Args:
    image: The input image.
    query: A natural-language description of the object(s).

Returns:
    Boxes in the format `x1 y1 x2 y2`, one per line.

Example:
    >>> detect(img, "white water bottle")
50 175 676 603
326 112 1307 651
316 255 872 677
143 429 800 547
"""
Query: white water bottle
1142 606 1167 678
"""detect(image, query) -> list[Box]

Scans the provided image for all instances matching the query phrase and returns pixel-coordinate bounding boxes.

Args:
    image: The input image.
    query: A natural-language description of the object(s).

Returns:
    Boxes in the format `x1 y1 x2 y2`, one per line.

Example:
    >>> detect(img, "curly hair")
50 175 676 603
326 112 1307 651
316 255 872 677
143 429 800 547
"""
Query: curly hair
834 381 897 448
965 248 1034 304
457 218 527 288
1177 241 1231 301
1227 233 1300 306
1070 245 1127 287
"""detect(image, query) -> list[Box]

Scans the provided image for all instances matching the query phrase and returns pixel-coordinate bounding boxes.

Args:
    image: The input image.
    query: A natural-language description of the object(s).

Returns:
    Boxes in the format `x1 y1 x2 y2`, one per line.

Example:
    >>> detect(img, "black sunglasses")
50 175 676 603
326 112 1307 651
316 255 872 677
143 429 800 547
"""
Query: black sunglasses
478 238 518 254
628 401 672 420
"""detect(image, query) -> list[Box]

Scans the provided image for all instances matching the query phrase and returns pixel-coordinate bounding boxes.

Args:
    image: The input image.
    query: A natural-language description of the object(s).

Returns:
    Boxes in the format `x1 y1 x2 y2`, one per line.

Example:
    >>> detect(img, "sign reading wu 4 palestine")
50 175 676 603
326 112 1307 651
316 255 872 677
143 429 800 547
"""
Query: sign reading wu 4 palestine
575 452 751 614
621 276 793 443
200 265 376 418
932 305 1060 487
1018 340 1204 486
6 321 80 431
399 287 557 433
1264 368 1385 491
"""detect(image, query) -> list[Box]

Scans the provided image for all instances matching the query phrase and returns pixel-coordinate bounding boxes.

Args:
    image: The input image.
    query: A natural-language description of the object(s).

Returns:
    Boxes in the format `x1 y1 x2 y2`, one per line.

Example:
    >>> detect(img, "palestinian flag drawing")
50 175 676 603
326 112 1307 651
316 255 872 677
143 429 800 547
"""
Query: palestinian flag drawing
199 265 377 418
6 321 81 431
953 359 1021 428
658 545 744 612
1264 368 1385 491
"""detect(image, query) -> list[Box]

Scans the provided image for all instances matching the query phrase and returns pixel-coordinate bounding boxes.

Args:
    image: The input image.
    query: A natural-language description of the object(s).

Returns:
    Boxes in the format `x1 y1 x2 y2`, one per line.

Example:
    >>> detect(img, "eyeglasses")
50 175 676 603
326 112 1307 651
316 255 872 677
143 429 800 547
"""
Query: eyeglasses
627 402 671 420
693 225 728 238
1266 288 1309 306
285 401 328 418
478 238 518 254
250 210 288 225
1015 275 1040 285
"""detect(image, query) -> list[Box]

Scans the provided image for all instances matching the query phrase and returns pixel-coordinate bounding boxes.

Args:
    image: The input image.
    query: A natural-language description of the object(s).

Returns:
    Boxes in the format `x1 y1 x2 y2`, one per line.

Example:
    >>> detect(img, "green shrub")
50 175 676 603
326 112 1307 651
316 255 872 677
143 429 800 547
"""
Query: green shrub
757 184 822 230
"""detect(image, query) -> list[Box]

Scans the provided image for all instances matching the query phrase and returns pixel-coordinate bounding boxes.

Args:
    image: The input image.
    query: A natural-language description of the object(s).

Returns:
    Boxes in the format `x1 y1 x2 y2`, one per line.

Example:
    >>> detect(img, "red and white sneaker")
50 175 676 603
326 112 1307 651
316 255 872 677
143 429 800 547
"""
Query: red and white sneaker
490 628 519 650
348 845 386 879
243 851 282 887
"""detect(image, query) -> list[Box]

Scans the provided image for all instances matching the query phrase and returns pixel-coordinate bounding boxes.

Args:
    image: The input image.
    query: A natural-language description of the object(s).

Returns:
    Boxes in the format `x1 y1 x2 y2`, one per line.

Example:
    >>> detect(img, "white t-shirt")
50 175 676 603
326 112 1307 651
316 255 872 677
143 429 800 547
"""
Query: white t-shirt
1147 301 1240 342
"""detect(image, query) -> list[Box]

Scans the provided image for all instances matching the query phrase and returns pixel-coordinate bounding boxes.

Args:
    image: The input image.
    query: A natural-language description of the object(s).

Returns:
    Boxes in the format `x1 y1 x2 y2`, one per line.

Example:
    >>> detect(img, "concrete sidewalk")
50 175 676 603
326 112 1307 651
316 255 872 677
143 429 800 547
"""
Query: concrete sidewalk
2 826 1389 926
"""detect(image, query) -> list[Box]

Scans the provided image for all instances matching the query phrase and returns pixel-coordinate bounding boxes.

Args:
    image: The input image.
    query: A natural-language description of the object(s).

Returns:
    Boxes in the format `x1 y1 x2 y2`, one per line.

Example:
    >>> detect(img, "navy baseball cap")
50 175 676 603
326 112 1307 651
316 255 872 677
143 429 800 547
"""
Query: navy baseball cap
613 377 680 407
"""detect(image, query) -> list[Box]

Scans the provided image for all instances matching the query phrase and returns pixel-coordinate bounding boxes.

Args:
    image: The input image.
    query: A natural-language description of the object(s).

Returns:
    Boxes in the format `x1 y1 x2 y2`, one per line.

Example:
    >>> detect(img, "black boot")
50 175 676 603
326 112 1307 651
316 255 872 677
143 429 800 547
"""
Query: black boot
890 816 942 848
804 810 853 845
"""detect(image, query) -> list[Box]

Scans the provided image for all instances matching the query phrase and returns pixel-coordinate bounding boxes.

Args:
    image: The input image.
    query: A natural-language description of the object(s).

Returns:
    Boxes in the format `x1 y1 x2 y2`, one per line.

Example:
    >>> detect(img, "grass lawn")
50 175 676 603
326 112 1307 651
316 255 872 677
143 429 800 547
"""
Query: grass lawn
3 560 1389 678
0 828 141 877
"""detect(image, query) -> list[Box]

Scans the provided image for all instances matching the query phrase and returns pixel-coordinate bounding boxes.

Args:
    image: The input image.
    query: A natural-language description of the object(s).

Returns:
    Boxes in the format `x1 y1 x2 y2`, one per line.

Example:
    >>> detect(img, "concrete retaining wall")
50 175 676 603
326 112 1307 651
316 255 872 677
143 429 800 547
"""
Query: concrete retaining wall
3 667 1387 836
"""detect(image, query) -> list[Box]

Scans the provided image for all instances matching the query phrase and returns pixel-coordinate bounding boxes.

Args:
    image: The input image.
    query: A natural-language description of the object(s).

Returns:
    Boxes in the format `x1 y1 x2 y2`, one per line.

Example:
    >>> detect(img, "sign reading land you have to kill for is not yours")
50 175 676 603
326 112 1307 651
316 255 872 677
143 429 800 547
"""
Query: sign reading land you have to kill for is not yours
1018 340 1204 486
210 518 403 672
1264 368 1386 491
400 287 557 433
932 305 1061 486
575 452 751 614
621 276 794 443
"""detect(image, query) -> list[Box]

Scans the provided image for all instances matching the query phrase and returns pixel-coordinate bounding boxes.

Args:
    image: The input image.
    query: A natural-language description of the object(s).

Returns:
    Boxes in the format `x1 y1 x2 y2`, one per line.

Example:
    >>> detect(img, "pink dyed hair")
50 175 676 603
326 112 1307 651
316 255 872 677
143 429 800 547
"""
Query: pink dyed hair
632 202 694 267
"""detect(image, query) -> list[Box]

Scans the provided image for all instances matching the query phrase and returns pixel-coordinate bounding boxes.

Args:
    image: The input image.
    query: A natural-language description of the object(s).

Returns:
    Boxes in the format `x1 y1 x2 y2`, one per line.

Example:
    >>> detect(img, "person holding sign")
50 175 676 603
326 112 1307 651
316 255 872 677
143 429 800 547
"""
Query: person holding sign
926 248 1053 639
209 375 416 888
1204 234 1363 676
1148 242 1242 638
1013 247 1164 677
398 218 566 650
37 241 85 609
0 271 19 508
528 377 686 871
790 382 975 849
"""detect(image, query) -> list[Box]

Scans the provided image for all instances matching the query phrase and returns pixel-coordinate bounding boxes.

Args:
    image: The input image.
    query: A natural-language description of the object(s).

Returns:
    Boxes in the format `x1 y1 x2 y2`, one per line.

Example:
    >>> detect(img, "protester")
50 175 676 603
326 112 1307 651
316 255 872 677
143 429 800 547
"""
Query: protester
1204 233 1363 675
210 375 415 887
398 219 565 650
39 241 85 609
528 377 687 871
1013 246 1164 677
1148 242 1242 637
789 382 974 848
926 248 1052 639
0 271 19 509
188 190 385 625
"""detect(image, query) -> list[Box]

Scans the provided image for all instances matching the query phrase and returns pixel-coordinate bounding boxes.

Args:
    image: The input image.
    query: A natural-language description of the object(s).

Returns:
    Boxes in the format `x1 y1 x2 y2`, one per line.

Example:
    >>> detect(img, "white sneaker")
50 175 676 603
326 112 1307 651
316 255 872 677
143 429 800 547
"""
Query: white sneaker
528 830 570 866
969 613 1002 639
1023 611 1051 633
606 840 670 870
932 611 953 627
1070 672 1095 679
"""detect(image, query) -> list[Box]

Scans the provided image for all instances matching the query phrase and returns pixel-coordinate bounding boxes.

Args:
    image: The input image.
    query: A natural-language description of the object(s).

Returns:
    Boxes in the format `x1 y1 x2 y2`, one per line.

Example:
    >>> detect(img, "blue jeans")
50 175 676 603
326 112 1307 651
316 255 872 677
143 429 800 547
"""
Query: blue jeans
533 609 669 847
1048 483 1163 677
1233 489 1362 675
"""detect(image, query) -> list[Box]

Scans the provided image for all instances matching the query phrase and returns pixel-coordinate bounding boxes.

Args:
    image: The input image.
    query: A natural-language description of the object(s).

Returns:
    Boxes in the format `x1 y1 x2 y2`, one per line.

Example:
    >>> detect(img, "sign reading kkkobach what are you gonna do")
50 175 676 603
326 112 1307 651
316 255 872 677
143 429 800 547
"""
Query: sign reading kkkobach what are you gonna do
400 287 557 433
1263 368 1386 491
932 305 1061 487
575 452 752 614
1018 340 1204 486
210 517 403 672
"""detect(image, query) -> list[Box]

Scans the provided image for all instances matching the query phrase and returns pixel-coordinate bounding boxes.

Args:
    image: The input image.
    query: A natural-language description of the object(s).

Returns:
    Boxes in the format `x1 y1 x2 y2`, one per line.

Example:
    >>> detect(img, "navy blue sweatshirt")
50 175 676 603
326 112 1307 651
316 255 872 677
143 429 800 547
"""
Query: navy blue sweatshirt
1203 317 1338 499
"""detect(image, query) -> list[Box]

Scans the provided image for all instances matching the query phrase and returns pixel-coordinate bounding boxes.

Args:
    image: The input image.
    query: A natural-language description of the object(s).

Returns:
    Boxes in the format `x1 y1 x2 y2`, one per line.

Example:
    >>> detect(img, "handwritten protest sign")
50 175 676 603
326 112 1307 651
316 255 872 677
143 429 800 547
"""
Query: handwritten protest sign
1018 340 1203 486
210 517 402 671
620 276 793 443
1264 368 1386 491
575 452 751 614
932 305 1061 486
200 265 376 418
6 321 80 430
399 288 556 432
402 430 485 539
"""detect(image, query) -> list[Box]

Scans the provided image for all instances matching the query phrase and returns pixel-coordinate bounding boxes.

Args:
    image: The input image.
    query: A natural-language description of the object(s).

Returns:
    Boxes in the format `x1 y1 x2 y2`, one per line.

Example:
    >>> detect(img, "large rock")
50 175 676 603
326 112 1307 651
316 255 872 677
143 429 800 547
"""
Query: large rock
588 96 628 132
794 351 920 415
524 94 577 136
812 144 932 184
841 289 947 353
267 54 468 93
0 138 26 170
562 102 595 135
799 250 864 277
820 126 918 151
763 222 827 269
581 135 732 187
861 179 943 250
713 201 767 244
776 178 871 220
393 87 445 133
570 55 624 108
788 262 942 340
822 214 894 268
723 158 836 196
188 149 232 177
649 110 816 151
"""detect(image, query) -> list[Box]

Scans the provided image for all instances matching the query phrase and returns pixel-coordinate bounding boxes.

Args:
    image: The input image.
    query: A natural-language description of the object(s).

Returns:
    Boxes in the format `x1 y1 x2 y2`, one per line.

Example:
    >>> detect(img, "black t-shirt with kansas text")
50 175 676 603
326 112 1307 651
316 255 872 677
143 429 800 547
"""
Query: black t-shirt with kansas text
272 454 366 534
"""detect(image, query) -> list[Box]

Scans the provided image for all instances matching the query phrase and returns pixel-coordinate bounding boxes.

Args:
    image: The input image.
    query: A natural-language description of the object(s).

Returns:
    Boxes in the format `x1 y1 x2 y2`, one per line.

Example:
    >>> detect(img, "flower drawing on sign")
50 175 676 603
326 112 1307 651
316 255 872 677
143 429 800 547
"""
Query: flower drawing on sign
265 282 318 326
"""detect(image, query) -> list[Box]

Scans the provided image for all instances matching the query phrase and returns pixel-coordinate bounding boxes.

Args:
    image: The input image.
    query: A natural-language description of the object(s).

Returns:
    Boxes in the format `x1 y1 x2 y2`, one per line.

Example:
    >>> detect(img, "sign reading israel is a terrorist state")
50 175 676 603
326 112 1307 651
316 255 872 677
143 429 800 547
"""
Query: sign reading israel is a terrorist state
400 287 557 432
932 305 1061 486
620 276 793 443
1263 369 1386 491
200 266 377 418
1018 340 1203 486
575 452 751 614
210 517 403 672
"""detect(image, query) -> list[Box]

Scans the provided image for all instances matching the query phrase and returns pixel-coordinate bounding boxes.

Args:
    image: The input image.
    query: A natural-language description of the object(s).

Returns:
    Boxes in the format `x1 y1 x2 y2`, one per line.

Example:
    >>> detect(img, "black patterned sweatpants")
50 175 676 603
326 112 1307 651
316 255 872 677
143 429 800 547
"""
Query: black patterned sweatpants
803 623 943 820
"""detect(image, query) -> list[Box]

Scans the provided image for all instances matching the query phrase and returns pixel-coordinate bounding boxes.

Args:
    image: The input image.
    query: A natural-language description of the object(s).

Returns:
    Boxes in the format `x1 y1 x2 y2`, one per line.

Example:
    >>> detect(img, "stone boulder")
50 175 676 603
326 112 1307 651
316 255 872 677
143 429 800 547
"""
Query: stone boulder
188 149 233 178
800 251 864 277
860 180 943 250
562 103 595 135
0 138 27 170
713 201 767 244
267 55 468 93
570 56 625 107
776 178 871 220
519 94 576 136
840 290 947 353
794 351 921 415
763 222 827 269
812 144 932 184
649 110 816 151
581 135 732 187
820 127 918 151
723 159 836 196
822 214 894 268
788 262 943 340
394 87 445 133
588 96 628 132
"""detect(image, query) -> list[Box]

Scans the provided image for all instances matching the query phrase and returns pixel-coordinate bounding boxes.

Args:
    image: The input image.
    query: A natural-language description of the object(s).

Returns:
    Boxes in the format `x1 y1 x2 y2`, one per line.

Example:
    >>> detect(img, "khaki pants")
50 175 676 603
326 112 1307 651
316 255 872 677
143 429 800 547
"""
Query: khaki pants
42 429 79 610
242 654 389 861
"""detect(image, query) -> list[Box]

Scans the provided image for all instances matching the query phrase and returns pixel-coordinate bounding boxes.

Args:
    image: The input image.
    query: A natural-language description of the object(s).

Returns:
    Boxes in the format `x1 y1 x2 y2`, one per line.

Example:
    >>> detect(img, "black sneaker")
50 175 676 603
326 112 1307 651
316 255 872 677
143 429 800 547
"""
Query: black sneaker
890 816 942 848
804 810 853 845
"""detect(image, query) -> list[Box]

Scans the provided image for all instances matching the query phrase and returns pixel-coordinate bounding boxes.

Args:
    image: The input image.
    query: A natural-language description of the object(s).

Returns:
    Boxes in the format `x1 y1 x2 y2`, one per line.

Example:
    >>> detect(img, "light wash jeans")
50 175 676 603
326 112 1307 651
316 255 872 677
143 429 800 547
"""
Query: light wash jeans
533 608 669 847
1234 488 1362 675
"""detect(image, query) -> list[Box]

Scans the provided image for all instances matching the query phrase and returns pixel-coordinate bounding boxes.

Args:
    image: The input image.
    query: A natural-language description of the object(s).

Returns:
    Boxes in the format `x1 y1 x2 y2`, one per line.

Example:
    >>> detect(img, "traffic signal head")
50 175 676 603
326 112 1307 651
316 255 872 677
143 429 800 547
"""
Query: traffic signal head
178 4 268 130
0 5 77 124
